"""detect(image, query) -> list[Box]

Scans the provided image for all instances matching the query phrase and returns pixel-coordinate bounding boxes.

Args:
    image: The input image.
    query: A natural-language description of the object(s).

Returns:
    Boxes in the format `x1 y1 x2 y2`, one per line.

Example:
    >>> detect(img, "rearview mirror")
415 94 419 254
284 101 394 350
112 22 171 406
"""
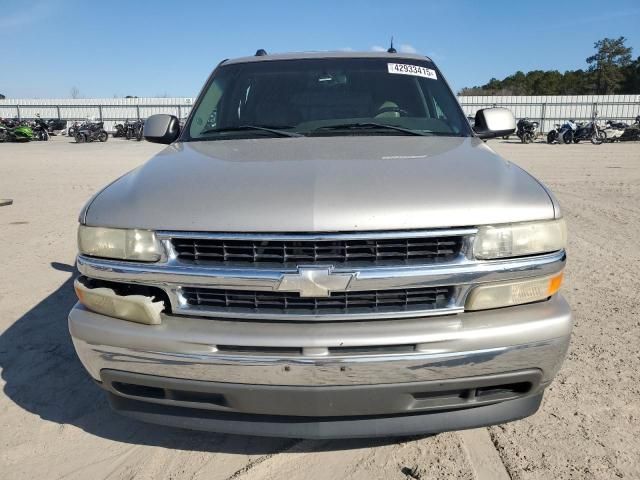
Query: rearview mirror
473 108 516 139
143 114 180 144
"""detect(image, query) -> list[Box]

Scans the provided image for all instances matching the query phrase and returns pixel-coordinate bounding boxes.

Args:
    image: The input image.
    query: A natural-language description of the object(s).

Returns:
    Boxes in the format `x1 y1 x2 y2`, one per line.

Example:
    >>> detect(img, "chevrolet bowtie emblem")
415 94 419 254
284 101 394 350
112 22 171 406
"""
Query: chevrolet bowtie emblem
276 267 355 297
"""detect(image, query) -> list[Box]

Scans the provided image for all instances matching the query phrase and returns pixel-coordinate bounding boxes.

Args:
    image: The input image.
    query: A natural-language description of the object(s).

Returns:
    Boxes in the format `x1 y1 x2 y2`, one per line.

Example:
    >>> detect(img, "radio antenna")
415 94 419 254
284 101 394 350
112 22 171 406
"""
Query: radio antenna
387 37 397 53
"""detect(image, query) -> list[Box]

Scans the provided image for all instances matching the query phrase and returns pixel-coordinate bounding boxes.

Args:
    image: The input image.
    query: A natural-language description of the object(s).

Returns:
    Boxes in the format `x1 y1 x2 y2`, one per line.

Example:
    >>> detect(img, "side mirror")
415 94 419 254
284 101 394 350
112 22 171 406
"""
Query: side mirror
143 114 180 144
473 108 516 139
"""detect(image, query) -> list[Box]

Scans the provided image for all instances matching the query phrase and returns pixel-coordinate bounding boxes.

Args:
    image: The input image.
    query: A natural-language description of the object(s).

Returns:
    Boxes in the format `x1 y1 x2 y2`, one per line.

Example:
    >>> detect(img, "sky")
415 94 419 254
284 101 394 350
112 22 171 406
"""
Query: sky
1 0 639 99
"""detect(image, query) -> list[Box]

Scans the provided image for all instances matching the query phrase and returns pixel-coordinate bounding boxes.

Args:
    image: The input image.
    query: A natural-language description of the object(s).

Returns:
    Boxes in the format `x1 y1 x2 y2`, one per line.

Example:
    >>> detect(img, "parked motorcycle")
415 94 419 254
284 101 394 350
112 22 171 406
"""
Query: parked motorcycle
125 119 144 141
0 119 34 142
602 120 627 142
75 121 108 143
547 120 576 144
67 121 84 137
572 116 604 144
619 115 640 142
31 115 50 141
113 121 126 138
516 118 539 144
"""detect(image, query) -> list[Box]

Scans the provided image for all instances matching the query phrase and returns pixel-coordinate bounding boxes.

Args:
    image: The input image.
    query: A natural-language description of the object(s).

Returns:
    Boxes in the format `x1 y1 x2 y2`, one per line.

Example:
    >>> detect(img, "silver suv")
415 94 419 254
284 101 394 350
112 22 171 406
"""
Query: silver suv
69 51 570 439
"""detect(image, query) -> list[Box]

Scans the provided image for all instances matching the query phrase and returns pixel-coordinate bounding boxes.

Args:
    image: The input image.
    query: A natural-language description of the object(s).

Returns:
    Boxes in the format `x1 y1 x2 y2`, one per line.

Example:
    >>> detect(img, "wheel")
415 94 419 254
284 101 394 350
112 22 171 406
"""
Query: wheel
126 129 132 140
75 132 85 143
573 138 580 143
98 131 108 142
547 131 557 144
523 132 533 144
563 131 574 144
502 135 511 140
591 130 605 145
43 131 49 141
136 126 143 141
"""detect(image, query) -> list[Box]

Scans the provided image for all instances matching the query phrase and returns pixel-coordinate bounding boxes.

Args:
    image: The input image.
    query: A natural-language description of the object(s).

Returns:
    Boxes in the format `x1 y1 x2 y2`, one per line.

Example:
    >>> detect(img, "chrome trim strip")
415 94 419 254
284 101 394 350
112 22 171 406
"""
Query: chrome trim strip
72 337 569 386
156 228 478 242
170 298 465 321
77 251 565 291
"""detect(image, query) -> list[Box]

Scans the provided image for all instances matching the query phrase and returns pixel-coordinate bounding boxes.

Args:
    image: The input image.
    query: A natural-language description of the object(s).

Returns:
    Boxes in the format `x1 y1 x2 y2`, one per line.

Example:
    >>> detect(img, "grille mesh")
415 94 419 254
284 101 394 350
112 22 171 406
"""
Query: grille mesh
181 286 453 315
171 236 463 266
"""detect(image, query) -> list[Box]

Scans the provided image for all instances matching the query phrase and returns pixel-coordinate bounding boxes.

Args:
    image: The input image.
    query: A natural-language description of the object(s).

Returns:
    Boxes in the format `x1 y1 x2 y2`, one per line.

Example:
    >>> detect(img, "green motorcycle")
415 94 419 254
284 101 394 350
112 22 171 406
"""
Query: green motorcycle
0 121 34 142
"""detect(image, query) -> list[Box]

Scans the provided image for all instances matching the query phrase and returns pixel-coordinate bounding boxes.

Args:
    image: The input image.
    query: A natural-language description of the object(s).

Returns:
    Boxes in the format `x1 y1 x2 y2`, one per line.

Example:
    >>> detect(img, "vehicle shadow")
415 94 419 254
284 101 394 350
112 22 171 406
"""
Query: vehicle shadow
0 262 425 454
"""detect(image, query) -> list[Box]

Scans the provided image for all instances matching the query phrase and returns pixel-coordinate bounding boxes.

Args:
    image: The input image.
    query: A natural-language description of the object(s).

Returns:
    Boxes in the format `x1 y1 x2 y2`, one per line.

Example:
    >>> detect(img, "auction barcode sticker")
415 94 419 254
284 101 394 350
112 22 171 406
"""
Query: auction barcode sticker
387 63 437 80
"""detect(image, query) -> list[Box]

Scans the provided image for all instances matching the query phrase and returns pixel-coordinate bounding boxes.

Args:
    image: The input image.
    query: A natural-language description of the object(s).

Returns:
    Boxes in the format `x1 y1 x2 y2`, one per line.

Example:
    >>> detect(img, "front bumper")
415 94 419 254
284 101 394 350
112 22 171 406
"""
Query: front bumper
68 295 571 437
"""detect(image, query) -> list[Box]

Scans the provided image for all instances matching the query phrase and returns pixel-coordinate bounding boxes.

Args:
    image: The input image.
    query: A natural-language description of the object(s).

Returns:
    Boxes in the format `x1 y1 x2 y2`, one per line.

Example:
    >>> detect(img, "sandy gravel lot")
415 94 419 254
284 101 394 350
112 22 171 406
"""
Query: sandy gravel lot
0 136 638 479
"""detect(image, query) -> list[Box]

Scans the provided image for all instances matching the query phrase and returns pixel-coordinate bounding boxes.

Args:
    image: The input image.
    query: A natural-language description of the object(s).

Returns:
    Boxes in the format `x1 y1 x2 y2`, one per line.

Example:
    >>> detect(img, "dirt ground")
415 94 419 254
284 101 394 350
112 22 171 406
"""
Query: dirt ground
0 136 638 480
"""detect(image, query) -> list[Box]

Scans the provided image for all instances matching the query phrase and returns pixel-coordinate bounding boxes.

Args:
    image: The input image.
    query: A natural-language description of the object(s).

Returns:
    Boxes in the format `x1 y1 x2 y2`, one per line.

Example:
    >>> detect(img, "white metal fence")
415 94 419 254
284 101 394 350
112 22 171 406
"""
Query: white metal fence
458 94 640 132
0 98 194 132
1 95 639 133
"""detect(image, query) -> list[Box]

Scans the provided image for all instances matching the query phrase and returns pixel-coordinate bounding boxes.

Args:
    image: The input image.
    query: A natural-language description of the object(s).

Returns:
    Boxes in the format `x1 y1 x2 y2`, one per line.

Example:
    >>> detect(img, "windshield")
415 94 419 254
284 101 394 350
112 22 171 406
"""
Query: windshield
185 57 472 141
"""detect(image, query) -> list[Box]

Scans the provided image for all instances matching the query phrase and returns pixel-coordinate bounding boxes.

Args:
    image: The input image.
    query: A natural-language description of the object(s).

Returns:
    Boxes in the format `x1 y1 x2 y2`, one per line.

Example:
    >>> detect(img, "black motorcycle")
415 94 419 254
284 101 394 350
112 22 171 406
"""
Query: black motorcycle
572 117 604 145
125 119 144 141
31 116 50 141
516 118 539 144
547 121 576 144
113 121 126 138
75 121 108 143
620 115 640 142
67 121 85 138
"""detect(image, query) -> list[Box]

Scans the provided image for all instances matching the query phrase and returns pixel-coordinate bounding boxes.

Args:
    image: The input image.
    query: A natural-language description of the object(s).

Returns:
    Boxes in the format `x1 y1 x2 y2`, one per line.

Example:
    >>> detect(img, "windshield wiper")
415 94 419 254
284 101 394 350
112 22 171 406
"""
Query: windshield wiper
199 125 302 138
306 122 427 137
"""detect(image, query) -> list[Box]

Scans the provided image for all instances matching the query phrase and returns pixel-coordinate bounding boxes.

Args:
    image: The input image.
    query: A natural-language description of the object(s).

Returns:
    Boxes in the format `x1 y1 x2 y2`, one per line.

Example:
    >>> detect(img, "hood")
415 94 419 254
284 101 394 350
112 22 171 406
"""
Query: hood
84 136 555 231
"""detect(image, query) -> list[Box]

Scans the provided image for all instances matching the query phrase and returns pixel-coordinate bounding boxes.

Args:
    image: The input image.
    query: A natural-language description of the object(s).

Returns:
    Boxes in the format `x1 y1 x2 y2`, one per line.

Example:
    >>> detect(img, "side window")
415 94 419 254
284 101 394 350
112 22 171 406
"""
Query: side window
190 79 224 136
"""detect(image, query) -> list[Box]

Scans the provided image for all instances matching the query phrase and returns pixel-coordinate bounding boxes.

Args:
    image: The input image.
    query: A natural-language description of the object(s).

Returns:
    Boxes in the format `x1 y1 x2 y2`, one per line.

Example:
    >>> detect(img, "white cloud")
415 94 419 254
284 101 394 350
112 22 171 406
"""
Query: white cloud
371 45 386 52
399 44 419 54
338 47 355 52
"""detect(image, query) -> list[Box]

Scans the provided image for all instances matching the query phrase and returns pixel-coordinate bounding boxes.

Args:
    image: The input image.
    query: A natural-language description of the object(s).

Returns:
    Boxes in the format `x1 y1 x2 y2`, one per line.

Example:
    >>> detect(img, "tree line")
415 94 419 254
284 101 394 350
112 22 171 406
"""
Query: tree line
459 37 640 96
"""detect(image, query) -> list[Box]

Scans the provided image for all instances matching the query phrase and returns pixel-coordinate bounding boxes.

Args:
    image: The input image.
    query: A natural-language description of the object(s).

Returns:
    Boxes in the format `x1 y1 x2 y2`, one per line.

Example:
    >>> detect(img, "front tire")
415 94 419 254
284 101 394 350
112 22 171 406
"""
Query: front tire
98 131 108 142
563 131 574 144
591 130 605 145
75 133 86 143
547 131 557 144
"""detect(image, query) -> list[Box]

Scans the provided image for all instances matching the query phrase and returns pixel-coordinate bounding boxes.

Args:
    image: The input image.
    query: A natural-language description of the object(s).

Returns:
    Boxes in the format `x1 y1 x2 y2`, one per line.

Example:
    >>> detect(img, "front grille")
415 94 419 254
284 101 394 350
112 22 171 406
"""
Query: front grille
171 235 463 266
181 286 453 316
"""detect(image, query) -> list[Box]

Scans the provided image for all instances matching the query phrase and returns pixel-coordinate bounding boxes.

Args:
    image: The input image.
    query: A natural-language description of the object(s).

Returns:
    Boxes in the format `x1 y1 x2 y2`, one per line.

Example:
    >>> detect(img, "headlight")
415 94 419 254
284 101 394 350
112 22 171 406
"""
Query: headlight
474 219 566 259
78 225 162 262
74 278 163 325
465 272 564 311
